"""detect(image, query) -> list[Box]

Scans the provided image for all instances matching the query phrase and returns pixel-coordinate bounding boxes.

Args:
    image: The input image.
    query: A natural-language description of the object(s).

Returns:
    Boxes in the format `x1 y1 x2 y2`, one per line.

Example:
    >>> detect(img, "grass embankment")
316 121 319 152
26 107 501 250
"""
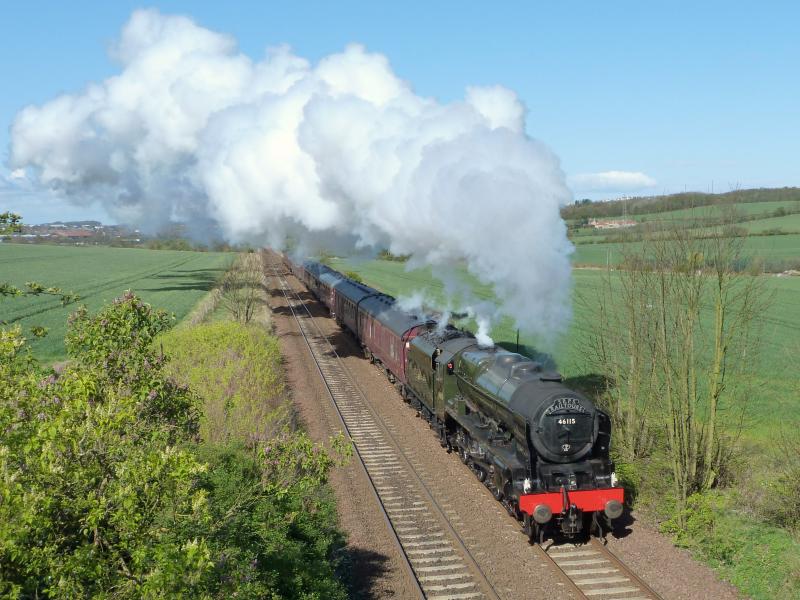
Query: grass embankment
0 244 234 362
162 319 347 597
162 322 289 444
326 255 800 599
668 495 800 599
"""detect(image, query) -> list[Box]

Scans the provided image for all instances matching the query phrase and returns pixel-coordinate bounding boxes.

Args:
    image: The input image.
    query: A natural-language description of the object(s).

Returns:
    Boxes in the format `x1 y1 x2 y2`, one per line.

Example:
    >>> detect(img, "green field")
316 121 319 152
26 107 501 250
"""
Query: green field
0 244 233 362
630 200 800 222
328 257 799 443
570 199 800 246
738 212 800 233
572 233 800 267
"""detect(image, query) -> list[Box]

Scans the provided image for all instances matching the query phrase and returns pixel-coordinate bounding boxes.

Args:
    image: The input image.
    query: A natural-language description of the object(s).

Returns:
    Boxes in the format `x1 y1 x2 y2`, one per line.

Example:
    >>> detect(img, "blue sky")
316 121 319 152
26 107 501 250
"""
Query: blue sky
1 1 798 223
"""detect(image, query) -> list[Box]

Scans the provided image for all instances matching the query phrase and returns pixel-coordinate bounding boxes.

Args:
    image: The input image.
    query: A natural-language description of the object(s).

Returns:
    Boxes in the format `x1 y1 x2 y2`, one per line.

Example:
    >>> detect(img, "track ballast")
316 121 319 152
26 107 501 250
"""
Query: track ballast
267 258 499 600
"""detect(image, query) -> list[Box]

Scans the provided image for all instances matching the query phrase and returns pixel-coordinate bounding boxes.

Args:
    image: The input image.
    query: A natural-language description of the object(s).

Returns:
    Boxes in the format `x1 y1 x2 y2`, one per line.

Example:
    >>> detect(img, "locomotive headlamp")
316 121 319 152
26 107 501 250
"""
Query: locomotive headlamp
523 478 532 493
604 499 624 520
610 472 618 487
533 504 552 524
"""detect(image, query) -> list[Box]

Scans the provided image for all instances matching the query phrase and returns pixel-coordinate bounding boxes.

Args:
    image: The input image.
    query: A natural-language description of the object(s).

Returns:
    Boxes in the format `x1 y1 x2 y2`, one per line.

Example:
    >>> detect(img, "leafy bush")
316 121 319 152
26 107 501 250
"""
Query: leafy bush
161 321 288 444
344 270 363 283
660 491 800 599
377 249 410 262
0 294 348 598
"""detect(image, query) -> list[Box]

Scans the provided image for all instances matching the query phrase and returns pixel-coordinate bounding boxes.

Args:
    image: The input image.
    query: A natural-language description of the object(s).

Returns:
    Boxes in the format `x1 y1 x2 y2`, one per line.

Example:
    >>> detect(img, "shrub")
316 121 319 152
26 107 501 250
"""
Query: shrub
760 434 800 531
344 270 363 283
219 253 264 324
0 294 348 598
161 321 289 445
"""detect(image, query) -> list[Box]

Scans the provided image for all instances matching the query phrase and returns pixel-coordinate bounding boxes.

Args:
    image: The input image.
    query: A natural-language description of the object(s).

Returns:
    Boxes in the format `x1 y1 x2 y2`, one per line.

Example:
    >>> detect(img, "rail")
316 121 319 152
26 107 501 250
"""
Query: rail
266 256 500 600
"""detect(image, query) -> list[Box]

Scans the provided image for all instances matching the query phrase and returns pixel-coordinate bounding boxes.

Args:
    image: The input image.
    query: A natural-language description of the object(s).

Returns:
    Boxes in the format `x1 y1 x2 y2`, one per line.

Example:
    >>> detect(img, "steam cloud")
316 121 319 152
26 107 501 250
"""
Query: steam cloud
9 9 574 341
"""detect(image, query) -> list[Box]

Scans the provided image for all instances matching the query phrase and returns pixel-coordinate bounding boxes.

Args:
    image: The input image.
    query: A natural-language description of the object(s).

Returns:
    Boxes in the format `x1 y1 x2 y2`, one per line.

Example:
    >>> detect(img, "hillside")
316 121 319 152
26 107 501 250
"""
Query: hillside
562 187 800 220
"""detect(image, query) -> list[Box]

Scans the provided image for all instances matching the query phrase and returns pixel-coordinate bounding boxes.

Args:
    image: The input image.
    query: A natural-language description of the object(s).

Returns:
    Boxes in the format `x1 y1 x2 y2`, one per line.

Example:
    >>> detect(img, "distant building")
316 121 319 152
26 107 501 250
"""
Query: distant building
51 229 93 239
588 218 637 229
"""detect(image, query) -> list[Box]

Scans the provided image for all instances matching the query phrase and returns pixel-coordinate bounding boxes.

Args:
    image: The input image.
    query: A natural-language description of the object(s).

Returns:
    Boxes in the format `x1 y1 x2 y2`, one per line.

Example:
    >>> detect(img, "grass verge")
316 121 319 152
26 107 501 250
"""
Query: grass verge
161 321 290 444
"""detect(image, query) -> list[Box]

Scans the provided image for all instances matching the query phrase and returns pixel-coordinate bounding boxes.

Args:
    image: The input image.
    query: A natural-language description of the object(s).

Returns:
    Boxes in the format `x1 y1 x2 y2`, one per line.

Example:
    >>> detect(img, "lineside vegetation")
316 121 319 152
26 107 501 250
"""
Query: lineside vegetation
0 284 349 597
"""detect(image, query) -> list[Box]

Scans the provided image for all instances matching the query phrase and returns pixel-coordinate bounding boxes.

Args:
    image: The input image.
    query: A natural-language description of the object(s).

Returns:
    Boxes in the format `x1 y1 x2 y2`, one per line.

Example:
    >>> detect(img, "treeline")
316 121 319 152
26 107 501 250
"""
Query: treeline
377 249 410 262
118 238 245 252
562 187 800 220
0 292 349 598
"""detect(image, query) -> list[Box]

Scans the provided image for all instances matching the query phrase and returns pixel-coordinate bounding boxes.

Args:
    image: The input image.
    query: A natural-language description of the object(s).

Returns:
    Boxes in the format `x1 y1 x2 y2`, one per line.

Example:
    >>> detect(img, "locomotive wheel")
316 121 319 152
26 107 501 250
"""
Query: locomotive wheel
523 514 534 541
506 500 522 520
523 514 544 545
438 426 448 448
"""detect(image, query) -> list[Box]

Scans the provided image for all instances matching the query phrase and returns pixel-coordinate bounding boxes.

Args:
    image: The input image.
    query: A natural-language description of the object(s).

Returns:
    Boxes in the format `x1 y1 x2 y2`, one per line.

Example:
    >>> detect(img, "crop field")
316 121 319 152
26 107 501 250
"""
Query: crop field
328 256 799 444
738 212 800 233
629 200 800 222
571 233 800 267
570 200 800 245
0 244 233 362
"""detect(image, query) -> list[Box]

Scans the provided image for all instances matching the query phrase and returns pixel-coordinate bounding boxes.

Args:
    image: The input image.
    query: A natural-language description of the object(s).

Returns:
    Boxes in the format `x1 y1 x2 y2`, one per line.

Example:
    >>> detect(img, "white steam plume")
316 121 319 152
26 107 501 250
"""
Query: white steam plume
9 9 574 340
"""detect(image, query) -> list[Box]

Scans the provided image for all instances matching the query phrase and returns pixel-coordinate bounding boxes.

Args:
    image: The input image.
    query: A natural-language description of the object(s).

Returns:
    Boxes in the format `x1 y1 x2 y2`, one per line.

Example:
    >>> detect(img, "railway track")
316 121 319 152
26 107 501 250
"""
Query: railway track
267 258 500 600
266 253 664 600
536 538 663 599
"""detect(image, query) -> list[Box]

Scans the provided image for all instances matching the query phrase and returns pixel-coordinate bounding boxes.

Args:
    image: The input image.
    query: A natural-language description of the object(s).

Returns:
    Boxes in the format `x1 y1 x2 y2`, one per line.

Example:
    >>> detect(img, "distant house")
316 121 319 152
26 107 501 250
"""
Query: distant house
588 218 637 229
51 229 93 239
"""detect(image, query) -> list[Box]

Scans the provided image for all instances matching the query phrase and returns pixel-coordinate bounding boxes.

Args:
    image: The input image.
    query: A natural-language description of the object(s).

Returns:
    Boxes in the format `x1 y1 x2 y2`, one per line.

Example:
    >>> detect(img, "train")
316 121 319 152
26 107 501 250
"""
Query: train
286 257 624 542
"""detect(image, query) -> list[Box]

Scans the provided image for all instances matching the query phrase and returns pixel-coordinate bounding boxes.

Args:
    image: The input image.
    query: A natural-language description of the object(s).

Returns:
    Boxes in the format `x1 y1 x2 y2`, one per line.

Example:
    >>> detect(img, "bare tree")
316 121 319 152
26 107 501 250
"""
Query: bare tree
588 216 768 519
585 255 660 463
219 253 264 324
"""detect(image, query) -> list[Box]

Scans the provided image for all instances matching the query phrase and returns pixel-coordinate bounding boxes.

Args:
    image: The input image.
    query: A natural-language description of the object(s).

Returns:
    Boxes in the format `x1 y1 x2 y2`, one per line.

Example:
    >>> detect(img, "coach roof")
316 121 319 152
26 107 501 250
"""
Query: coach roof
360 294 433 337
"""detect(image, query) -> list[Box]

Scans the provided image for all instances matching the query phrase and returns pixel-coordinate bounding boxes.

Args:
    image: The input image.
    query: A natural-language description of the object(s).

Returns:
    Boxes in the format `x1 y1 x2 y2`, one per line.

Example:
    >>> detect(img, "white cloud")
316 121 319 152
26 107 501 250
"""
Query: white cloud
9 168 26 181
569 170 657 193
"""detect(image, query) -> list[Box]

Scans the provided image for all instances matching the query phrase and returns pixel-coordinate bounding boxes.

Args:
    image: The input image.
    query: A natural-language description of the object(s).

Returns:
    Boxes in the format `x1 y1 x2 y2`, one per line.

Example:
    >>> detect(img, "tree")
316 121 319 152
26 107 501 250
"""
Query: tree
0 293 348 598
0 211 22 236
588 218 768 519
219 253 263 324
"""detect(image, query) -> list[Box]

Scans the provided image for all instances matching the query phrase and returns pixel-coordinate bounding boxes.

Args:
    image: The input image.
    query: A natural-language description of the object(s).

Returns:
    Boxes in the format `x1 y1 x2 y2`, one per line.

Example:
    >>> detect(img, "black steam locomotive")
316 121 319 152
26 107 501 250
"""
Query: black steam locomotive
288 258 624 541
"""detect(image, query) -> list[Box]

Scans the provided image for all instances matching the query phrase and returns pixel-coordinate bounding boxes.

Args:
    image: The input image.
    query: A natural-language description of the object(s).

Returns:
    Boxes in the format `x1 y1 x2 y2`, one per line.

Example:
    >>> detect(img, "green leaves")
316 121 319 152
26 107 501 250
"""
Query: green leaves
0 212 22 235
0 293 347 598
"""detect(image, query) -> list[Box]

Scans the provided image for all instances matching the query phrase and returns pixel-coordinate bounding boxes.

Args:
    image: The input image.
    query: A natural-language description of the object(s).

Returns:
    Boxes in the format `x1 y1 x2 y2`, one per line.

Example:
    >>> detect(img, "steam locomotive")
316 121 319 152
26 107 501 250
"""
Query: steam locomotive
287 258 624 541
